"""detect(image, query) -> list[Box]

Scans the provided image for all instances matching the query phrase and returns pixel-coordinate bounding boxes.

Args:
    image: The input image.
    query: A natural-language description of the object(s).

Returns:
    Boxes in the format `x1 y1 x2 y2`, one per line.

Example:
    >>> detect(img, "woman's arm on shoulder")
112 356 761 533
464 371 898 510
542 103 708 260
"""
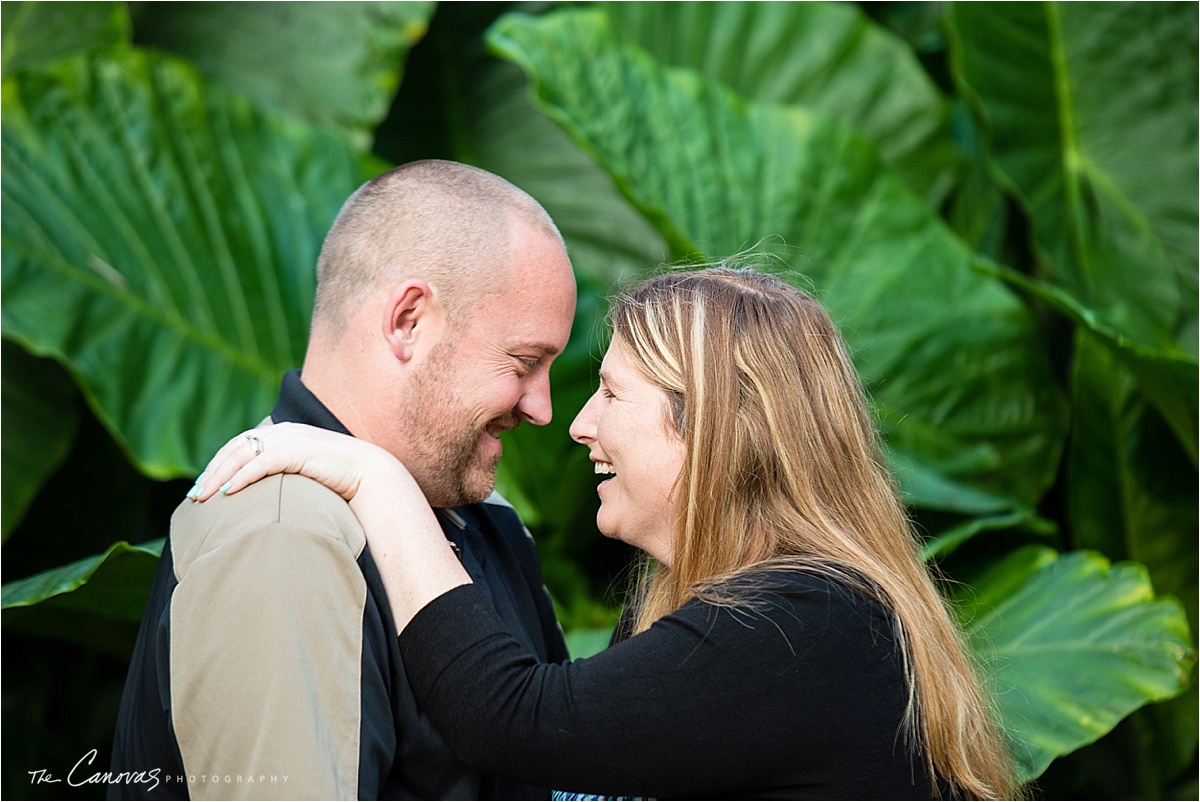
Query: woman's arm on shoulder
397 577 845 799
193 422 472 631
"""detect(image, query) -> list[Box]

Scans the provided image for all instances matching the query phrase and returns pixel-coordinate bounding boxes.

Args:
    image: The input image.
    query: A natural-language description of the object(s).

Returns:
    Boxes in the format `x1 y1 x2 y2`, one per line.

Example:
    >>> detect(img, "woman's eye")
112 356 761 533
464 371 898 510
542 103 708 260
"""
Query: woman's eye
601 388 616 400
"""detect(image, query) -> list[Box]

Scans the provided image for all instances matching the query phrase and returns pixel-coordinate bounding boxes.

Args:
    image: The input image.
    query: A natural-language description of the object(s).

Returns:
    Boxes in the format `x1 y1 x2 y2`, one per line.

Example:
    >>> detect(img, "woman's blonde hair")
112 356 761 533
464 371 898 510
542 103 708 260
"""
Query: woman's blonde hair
611 265 1019 800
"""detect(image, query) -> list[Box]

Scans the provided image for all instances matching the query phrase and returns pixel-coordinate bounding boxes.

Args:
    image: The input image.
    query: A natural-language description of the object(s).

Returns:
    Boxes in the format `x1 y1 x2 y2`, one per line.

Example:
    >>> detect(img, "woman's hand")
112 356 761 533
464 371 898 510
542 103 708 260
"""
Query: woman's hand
188 422 400 504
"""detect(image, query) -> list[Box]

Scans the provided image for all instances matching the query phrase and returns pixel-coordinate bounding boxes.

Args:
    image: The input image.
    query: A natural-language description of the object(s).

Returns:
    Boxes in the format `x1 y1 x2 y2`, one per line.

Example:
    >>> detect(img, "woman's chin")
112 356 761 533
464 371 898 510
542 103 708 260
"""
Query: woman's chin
595 516 619 541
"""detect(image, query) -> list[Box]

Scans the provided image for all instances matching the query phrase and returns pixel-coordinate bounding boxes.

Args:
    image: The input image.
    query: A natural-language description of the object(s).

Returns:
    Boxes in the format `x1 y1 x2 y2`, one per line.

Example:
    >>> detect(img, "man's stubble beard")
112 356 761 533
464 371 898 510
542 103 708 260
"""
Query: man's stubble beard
400 343 513 508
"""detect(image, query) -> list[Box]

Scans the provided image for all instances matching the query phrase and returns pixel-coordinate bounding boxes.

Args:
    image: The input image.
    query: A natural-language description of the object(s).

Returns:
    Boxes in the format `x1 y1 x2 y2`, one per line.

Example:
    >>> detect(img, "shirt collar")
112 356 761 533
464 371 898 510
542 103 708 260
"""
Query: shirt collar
269 369 351 435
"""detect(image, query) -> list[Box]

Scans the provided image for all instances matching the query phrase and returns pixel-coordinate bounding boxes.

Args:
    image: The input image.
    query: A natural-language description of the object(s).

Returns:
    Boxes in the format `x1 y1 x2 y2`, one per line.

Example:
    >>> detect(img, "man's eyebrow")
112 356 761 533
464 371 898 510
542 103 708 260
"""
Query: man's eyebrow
524 342 562 358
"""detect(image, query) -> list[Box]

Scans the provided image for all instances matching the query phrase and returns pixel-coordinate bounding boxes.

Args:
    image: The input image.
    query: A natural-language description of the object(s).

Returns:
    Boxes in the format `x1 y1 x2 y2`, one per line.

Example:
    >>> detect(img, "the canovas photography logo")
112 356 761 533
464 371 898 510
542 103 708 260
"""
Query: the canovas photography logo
27 749 289 793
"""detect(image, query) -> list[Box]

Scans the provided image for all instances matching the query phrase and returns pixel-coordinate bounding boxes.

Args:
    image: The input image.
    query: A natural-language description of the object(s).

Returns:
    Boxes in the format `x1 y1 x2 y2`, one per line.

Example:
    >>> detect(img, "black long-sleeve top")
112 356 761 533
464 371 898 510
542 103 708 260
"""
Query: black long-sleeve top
399 569 950 800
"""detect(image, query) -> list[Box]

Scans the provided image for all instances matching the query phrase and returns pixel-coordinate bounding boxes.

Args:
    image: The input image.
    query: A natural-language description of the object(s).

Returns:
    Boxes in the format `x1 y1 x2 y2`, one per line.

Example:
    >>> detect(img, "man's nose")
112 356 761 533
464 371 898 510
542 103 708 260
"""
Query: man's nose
518 373 553 426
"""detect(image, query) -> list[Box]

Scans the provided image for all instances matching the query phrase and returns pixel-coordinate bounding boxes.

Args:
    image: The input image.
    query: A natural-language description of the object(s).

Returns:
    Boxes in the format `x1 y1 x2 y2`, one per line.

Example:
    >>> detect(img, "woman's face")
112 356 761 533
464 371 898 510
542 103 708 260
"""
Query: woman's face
569 340 686 565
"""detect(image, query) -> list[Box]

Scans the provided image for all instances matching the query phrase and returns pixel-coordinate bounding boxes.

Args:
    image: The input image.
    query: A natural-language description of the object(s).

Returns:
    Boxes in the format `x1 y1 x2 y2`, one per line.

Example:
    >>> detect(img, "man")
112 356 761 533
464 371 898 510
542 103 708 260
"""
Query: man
109 161 576 799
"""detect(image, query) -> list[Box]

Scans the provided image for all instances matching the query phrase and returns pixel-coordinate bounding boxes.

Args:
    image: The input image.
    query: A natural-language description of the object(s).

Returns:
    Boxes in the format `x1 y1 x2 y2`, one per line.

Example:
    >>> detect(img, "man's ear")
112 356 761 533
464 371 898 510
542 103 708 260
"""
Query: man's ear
382 279 442 363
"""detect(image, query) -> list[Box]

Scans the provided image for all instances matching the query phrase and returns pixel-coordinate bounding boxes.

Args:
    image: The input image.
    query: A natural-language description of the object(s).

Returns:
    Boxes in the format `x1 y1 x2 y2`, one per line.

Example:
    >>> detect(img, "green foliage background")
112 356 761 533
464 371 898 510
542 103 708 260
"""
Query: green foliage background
1 2 1195 798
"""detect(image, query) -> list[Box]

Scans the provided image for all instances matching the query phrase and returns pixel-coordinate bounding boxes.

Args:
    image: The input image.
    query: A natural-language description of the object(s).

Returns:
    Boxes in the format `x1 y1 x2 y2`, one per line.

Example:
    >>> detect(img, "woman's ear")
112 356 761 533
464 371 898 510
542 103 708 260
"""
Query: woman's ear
382 279 442 363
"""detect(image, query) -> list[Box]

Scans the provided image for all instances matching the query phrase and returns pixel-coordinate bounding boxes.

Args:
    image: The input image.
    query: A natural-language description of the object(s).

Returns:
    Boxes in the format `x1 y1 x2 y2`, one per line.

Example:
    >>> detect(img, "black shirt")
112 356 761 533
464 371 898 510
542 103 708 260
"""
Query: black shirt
400 570 948 800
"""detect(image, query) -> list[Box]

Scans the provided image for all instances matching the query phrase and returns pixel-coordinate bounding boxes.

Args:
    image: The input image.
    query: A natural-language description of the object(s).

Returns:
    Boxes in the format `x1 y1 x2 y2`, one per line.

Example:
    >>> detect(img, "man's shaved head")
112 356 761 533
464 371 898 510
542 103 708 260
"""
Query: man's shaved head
312 160 563 330
301 160 576 505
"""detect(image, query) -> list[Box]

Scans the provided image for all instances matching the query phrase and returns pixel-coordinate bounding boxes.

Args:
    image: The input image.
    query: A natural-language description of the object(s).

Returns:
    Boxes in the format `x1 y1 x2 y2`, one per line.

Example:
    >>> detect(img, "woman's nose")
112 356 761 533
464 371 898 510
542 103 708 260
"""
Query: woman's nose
569 391 600 444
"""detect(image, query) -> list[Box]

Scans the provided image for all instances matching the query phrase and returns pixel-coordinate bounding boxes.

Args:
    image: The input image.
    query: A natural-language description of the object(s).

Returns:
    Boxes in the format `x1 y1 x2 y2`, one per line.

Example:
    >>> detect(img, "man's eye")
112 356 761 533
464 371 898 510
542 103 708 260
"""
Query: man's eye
518 357 541 372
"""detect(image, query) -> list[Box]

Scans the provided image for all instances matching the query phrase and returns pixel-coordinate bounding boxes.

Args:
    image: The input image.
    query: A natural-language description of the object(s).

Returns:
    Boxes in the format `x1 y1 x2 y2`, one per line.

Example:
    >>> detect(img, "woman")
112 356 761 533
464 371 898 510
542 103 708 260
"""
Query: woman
196 267 1019 799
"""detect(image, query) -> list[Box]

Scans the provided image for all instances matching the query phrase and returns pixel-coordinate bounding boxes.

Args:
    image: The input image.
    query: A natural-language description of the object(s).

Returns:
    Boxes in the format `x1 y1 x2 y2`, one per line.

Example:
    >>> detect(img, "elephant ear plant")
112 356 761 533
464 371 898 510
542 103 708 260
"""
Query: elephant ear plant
1 2 1195 798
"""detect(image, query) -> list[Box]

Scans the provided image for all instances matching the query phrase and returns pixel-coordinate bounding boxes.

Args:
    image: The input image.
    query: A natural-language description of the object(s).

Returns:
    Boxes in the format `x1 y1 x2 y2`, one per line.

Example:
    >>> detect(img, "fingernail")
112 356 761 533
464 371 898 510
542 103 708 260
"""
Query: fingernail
186 484 203 499
219 482 232 494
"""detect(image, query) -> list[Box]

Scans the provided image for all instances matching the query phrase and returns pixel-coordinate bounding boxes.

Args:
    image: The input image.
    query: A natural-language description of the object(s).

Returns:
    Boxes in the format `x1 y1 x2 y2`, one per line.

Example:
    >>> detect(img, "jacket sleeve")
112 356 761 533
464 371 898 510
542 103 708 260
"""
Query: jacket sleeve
169 521 369 800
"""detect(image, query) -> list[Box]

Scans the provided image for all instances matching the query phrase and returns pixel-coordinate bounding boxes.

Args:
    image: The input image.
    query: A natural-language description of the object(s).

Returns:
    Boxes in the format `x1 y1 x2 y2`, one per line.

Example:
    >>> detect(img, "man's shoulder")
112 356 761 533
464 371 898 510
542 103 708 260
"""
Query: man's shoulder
170 474 366 574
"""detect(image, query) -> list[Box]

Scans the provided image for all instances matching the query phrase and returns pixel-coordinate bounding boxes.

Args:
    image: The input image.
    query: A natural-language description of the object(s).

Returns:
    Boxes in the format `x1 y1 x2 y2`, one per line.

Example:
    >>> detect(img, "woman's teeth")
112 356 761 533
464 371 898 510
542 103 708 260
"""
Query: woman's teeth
594 462 615 475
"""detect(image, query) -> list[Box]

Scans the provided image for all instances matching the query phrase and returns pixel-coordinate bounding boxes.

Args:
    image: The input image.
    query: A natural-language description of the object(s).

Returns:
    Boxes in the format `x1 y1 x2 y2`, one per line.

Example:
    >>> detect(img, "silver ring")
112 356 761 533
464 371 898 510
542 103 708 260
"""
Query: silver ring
246 433 263 456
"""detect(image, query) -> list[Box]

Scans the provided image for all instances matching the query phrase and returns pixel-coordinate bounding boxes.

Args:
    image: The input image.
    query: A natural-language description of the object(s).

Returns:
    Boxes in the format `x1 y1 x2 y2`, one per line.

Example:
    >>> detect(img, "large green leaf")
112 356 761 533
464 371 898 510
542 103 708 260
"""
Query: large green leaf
946 3 1197 355
0 0 129 76
467 60 670 288
1067 332 1199 774
947 2 1198 463
0 340 79 540
1 539 164 658
602 1 960 206
958 547 1195 781
978 259 1198 464
132 1 434 150
1 50 364 479
488 9 1068 514
1068 334 1199 625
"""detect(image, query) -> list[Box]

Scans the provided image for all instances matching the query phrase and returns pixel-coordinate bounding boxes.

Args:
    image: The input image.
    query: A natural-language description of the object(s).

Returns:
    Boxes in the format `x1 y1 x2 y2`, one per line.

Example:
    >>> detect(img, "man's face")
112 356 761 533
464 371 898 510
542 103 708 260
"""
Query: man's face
400 224 576 507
